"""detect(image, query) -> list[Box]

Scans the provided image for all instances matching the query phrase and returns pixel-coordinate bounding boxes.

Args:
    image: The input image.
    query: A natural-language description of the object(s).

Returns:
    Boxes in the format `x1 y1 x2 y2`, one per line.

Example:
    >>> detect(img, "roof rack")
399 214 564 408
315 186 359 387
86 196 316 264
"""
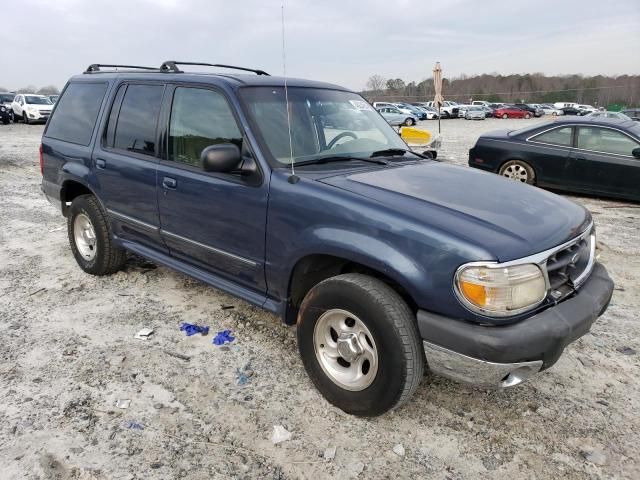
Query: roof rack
84 64 158 73
160 61 270 76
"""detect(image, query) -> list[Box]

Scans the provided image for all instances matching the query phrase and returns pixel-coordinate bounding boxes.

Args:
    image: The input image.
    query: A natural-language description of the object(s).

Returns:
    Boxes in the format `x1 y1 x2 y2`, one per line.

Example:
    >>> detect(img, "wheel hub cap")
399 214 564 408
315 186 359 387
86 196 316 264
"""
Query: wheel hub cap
313 309 379 391
73 213 97 261
336 332 364 362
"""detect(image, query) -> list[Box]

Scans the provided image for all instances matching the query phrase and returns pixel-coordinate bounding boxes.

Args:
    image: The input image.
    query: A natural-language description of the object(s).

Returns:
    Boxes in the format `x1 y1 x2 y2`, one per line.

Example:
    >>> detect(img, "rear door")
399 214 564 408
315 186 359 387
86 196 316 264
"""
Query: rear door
156 84 268 293
93 82 167 252
568 126 640 198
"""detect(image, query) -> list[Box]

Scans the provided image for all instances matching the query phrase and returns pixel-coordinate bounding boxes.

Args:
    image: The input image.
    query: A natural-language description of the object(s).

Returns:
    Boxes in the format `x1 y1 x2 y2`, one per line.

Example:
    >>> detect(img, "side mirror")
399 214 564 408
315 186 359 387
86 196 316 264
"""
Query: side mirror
200 143 241 173
632 147 640 159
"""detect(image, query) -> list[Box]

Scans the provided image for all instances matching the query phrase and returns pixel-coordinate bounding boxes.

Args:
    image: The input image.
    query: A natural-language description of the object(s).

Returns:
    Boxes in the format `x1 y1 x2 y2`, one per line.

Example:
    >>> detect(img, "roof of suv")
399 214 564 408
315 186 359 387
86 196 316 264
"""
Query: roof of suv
71 71 349 92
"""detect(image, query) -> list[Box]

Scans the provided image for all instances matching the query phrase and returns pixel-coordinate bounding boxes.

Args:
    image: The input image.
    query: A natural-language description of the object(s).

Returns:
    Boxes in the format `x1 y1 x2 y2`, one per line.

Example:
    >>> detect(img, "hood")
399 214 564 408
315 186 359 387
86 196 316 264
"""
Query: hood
27 104 52 111
319 162 590 262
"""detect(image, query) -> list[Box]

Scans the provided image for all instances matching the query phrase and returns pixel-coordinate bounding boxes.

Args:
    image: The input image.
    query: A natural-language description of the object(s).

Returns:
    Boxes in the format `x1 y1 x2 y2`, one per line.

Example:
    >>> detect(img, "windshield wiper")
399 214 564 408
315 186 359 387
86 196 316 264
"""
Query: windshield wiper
294 156 388 167
370 148 425 159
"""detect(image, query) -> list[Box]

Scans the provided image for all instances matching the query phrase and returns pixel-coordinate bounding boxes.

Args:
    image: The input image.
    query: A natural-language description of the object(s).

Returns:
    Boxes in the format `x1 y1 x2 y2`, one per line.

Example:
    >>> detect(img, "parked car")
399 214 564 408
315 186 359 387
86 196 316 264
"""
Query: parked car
494 106 532 119
576 104 597 115
456 104 472 118
48 95 59 104
12 94 53 124
471 100 491 107
376 106 418 126
620 108 640 121
41 62 614 416
468 117 640 201
410 104 439 119
585 111 632 121
464 106 486 120
560 106 581 116
514 103 543 117
423 100 459 118
540 104 564 116
0 104 10 124
480 105 495 117
0 92 15 122
394 103 427 120
554 102 577 109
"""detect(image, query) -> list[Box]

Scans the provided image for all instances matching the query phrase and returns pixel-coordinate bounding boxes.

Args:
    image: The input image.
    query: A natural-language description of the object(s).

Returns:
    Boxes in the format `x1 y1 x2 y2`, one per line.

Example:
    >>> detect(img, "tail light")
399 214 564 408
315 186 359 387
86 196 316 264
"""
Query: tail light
39 143 44 175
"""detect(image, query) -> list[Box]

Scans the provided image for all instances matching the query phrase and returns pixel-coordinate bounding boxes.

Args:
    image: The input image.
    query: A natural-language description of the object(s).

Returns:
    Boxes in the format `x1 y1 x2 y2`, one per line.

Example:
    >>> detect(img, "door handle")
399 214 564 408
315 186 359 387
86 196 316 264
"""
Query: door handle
162 177 177 189
96 158 106 169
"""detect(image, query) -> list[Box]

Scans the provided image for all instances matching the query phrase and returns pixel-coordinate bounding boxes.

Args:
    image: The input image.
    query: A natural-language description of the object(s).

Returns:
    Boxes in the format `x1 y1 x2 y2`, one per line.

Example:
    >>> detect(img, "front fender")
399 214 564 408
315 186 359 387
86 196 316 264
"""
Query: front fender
281 226 431 308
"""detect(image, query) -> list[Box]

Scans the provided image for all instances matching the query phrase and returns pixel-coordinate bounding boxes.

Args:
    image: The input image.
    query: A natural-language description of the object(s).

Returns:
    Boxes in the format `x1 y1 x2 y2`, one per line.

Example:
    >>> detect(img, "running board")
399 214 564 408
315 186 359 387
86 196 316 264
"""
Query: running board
117 239 282 316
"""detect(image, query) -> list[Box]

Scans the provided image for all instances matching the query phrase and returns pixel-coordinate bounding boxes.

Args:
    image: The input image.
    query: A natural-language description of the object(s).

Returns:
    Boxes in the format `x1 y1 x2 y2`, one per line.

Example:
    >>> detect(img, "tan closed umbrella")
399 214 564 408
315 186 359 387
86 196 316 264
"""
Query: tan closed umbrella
433 62 444 133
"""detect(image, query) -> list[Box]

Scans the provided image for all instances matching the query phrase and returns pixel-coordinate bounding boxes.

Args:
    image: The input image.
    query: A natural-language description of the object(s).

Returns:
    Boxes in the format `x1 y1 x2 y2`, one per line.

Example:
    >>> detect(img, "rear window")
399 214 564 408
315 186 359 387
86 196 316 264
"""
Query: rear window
111 84 164 156
45 83 108 146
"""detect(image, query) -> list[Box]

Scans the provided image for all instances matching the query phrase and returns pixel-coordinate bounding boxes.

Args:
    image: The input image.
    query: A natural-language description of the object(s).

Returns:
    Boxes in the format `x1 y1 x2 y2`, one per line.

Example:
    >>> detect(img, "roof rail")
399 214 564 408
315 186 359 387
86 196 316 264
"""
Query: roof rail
84 64 158 74
160 61 270 76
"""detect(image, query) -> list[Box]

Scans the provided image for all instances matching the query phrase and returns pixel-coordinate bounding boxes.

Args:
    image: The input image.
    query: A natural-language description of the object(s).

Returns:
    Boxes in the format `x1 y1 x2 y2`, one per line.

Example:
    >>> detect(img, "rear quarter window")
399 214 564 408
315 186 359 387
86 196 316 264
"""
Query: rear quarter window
45 82 108 146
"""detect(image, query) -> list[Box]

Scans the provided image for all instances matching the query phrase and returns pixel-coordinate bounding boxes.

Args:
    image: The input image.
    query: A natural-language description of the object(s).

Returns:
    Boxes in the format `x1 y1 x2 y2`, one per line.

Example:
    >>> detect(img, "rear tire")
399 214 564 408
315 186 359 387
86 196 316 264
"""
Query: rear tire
68 195 127 275
404 118 415 126
297 273 424 417
525 113 532 119
502 113 508 119
499 159 535 185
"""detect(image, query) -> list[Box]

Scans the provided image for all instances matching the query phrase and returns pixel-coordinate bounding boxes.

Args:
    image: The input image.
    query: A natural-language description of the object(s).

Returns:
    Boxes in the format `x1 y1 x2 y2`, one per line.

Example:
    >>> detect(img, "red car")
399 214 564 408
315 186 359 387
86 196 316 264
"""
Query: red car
494 106 531 119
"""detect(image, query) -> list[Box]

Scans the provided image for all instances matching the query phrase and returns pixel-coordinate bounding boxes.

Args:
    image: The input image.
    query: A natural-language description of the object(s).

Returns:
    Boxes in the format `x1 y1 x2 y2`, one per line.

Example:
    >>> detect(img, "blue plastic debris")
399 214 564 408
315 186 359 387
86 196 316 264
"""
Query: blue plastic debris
213 329 235 345
180 322 209 337
125 421 144 430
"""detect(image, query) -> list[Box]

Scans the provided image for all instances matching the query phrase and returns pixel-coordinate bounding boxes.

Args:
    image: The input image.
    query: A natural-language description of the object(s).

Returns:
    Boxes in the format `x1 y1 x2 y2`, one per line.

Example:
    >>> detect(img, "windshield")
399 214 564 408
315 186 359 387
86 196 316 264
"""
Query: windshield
0 94 14 103
240 87 411 165
25 95 52 105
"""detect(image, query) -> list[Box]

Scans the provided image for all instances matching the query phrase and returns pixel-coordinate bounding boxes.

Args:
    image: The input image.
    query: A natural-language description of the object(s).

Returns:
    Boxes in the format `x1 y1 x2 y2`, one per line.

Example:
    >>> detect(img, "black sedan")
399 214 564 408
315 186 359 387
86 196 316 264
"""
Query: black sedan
468 118 640 202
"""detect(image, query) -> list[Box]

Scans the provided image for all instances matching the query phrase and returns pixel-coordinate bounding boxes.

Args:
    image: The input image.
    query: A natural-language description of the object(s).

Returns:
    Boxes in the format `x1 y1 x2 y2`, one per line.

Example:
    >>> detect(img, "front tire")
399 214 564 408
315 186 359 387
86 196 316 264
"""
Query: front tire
502 113 508 119
499 159 535 184
68 195 127 275
404 117 415 126
297 274 424 417
525 113 532 119
23 112 30 124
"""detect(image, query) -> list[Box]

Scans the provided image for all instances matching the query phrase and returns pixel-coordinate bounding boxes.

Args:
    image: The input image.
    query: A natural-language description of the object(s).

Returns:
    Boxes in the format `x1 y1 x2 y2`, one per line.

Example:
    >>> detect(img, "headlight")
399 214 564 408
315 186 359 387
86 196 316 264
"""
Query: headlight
455 263 546 316
0 106 5 112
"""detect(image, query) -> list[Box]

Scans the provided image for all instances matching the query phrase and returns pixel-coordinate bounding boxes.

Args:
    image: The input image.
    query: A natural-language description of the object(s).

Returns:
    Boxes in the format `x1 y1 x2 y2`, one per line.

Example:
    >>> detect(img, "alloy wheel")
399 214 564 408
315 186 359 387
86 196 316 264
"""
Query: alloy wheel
73 213 97 260
501 162 530 183
313 309 378 391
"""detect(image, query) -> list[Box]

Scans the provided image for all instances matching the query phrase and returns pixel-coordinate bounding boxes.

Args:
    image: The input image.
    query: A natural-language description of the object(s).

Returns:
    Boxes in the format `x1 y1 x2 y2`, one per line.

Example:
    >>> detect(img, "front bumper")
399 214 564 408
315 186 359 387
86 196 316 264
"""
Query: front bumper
418 262 613 387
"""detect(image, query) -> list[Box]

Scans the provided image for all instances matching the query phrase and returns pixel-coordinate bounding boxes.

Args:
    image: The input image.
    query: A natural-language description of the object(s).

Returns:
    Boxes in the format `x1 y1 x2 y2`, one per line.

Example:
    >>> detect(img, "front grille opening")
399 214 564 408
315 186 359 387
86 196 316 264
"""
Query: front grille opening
545 234 593 301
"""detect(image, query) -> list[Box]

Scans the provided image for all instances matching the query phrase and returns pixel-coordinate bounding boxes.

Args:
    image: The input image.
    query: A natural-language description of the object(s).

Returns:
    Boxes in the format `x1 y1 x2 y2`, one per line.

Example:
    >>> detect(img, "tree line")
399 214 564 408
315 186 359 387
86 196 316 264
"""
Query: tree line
0 85 60 95
364 73 640 107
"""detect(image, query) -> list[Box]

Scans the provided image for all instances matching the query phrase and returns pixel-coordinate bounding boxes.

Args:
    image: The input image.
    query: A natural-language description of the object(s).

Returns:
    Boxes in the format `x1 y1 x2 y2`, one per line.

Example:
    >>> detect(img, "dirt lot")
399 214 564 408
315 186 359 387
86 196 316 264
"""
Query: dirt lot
1 118 639 480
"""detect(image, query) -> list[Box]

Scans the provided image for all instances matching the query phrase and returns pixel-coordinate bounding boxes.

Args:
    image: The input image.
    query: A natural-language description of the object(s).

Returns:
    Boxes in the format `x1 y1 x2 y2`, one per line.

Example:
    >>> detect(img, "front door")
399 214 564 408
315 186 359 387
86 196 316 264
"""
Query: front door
156 85 268 293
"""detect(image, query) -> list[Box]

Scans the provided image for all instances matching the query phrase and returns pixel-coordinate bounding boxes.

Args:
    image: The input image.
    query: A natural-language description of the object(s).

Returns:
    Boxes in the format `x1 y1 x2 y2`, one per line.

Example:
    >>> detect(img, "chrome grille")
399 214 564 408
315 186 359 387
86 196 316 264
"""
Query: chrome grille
545 231 595 300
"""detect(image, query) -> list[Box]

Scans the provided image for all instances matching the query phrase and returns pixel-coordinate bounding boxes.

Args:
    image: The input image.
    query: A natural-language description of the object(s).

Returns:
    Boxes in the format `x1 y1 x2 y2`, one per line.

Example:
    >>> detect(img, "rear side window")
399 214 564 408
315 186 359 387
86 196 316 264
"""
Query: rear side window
45 83 107 145
111 84 164 156
168 87 242 167
530 126 573 147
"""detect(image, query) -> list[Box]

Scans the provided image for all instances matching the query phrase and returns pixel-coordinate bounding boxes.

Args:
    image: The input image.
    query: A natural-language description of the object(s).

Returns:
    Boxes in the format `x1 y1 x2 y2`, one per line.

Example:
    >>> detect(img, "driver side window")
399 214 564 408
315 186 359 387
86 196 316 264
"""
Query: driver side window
169 87 242 167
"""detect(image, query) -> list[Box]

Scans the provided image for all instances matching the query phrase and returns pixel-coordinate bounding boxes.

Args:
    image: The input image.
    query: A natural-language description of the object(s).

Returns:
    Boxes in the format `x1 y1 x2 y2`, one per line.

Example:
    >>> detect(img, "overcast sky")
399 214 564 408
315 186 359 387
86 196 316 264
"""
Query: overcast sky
1 0 639 91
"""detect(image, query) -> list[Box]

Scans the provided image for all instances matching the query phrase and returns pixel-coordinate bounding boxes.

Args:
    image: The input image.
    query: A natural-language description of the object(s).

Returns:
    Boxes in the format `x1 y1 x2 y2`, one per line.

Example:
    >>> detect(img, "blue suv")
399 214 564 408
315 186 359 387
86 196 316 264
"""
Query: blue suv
41 62 614 416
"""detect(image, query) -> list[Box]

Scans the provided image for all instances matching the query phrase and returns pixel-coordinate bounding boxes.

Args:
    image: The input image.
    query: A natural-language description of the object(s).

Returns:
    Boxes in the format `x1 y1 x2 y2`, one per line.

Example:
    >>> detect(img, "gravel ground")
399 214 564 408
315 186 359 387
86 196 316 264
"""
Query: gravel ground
1 118 638 480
